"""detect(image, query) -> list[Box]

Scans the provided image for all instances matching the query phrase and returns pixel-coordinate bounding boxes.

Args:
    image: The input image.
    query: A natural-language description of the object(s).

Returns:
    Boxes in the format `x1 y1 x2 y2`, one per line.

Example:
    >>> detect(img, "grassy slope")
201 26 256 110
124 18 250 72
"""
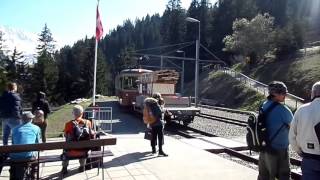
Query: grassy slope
46 101 91 137
241 54 320 100
185 71 265 111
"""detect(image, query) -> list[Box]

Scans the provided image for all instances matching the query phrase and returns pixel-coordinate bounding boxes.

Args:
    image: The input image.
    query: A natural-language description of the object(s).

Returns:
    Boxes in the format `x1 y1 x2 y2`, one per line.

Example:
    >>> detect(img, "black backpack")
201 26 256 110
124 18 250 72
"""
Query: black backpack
246 102 279 152
72 120 91 141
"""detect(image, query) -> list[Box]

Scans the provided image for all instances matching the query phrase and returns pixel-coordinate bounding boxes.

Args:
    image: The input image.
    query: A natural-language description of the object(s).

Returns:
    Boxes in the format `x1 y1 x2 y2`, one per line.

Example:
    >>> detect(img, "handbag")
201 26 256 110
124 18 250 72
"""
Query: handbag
144 130 152 140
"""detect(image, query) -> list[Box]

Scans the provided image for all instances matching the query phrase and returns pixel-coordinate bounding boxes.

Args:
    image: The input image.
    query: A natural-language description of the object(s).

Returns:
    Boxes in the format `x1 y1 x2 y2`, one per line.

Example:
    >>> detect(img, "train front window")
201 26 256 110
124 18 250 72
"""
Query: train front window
122 76 138 90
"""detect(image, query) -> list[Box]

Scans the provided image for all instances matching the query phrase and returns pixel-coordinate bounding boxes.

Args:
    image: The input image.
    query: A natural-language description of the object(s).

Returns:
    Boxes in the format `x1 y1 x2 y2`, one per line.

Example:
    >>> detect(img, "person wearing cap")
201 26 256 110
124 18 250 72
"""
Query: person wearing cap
289 81 320 180
9 111 40 180
0 82 23 145
258 81 293 180
147 92 167 156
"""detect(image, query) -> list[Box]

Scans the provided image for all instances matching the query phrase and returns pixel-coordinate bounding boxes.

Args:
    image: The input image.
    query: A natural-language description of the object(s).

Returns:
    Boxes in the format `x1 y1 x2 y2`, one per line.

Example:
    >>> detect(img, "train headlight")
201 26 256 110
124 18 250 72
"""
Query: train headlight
119 98 122 104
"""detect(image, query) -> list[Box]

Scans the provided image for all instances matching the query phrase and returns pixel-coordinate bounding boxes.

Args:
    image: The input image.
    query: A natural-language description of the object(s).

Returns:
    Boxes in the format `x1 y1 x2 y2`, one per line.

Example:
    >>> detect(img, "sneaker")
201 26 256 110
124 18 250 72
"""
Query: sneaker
61 167 68 175
158 151 168 157
152 147 156 154
78 166 85 172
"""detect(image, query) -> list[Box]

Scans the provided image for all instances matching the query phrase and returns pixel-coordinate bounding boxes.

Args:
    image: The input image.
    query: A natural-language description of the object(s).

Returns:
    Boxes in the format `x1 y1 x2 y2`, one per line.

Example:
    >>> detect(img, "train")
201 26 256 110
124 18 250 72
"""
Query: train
115 68 200 125
115 69 152 108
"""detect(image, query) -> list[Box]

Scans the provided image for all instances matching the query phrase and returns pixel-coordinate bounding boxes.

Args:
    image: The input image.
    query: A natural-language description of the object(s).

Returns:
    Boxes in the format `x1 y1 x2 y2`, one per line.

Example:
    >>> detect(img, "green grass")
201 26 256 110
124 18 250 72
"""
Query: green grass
46 101 92 137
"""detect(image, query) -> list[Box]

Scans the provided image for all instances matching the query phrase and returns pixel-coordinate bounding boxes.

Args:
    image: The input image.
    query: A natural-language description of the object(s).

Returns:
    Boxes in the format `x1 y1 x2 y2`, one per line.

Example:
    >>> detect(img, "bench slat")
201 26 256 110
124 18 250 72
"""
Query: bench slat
0 138 117 153
1 150 114 166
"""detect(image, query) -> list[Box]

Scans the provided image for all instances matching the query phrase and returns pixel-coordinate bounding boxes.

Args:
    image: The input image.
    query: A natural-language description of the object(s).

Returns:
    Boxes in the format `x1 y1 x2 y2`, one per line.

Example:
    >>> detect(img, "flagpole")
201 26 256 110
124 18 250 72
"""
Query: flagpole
93 0 100 106
93 38 98 106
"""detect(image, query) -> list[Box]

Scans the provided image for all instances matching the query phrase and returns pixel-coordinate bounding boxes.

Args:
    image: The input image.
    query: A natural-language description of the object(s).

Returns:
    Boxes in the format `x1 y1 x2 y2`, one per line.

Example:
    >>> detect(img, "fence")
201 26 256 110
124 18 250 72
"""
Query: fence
219 67 304 110
84 107 113 133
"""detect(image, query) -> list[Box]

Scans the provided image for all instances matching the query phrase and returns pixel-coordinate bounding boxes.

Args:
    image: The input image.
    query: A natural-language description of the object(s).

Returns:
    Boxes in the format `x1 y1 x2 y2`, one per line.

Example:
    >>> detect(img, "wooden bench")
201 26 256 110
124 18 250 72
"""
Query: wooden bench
0 137 117 180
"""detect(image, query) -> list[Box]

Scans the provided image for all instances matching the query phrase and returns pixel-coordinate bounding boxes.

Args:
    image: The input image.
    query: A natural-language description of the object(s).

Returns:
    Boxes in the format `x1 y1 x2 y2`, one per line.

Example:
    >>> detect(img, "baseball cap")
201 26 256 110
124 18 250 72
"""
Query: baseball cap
268 81 288 95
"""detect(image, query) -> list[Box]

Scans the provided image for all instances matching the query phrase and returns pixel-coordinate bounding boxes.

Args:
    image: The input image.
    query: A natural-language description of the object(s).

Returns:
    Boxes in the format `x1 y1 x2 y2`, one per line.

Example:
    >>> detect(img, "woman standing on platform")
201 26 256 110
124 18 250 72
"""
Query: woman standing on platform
143 93 168 156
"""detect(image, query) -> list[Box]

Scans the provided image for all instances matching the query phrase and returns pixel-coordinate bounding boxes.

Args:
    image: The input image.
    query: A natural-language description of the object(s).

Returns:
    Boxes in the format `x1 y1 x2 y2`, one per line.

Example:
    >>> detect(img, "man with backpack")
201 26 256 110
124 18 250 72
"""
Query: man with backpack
61 105 94 175
258 81 293 180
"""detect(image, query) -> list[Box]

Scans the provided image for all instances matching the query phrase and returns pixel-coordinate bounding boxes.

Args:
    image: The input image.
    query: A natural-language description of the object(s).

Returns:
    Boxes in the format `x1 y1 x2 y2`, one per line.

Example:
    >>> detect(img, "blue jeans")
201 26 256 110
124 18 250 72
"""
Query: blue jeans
302 158 320 180
2 118 21 145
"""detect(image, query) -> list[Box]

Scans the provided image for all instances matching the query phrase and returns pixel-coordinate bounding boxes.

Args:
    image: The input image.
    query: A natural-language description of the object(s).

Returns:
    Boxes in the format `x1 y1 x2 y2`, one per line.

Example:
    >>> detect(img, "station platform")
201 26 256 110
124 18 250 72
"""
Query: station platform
1 134 257 180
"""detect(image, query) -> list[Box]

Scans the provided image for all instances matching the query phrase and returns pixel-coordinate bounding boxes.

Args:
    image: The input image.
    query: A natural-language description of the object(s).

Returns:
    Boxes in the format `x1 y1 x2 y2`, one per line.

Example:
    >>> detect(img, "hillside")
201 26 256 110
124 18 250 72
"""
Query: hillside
184 52 320 111
184 71 265 111
239 53 320 101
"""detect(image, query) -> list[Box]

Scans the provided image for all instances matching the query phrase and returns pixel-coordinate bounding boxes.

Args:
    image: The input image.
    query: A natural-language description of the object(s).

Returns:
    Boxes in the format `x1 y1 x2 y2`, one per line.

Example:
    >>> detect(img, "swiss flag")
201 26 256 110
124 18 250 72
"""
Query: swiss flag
96 5 103 41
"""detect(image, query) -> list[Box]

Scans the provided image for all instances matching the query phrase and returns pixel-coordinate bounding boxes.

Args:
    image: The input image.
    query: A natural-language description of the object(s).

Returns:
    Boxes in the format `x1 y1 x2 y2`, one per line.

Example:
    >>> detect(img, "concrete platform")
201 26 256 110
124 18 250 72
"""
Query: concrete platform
1 134 257 180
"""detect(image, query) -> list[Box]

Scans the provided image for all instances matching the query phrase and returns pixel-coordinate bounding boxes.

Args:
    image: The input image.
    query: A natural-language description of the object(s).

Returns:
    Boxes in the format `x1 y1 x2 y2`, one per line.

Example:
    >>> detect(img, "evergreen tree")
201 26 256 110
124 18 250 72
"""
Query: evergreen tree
161 0 186 45
6 47 24 81
0 31 8 92
32 24 59 104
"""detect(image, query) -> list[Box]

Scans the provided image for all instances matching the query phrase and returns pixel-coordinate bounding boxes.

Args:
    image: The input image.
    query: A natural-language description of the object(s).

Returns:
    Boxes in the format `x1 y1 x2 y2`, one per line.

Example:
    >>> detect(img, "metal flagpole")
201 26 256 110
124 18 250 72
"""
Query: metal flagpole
93 39 98 106
93 0 100 106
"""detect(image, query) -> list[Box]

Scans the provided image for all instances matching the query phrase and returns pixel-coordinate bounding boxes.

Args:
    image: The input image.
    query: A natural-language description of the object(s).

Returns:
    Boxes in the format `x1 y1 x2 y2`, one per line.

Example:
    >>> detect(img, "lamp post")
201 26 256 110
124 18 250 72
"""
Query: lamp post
186 17 200 107
176 50 185 94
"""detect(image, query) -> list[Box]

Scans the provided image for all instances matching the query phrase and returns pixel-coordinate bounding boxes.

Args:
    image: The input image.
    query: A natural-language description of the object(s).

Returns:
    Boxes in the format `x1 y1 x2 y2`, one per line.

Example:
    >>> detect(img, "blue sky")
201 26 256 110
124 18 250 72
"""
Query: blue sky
0 0 204 46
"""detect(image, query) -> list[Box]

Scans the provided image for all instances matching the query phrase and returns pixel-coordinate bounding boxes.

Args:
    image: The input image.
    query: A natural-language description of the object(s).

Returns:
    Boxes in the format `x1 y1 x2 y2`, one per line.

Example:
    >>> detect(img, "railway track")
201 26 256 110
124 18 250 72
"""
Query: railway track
197 112 247 127
166 122 302 180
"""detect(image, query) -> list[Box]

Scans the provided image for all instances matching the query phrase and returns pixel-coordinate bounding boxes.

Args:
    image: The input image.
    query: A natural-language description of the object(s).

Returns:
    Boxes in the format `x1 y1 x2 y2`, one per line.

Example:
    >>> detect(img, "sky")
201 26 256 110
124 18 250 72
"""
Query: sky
0 0 207 46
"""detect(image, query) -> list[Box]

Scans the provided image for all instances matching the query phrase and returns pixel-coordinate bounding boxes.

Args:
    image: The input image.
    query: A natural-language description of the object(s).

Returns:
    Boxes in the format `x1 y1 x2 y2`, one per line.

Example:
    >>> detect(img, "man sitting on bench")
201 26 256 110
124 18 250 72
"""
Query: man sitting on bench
61 105 94 175
10 111 40 180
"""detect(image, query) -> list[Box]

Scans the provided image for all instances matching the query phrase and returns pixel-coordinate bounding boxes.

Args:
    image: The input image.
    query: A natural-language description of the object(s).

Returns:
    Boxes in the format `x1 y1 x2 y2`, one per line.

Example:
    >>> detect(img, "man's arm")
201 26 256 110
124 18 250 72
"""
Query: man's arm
289 110 302 155
45 101 51 114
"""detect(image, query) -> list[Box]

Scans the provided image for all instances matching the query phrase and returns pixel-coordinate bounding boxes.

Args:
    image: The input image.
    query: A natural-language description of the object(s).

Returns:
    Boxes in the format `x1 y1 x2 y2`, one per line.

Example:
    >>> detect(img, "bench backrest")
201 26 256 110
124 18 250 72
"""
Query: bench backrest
0 137 116 154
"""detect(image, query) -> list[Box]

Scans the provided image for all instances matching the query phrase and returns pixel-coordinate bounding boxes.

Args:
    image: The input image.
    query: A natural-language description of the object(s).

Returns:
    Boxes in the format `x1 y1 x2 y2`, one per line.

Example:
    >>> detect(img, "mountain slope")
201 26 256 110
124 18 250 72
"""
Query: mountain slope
0 26 39 63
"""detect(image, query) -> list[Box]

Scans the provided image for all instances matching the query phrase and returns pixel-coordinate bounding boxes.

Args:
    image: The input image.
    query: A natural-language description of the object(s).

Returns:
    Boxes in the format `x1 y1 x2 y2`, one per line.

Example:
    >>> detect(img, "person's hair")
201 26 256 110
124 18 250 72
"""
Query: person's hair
7 82 17 91
73 105 84 117
36 91 46 101
152 92 164 105
152 92 161 100
268 81 288 95
311 81 320 100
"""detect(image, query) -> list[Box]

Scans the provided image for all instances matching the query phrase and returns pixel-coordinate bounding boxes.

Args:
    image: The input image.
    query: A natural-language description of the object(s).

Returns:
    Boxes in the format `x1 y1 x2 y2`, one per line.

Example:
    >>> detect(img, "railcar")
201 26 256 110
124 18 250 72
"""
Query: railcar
115 69 153 108
116 68 200 126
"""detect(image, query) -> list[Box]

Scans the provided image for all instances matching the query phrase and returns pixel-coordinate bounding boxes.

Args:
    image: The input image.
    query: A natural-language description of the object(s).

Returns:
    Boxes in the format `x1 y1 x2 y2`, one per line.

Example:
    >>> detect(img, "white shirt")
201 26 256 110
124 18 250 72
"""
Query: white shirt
289 98 320 155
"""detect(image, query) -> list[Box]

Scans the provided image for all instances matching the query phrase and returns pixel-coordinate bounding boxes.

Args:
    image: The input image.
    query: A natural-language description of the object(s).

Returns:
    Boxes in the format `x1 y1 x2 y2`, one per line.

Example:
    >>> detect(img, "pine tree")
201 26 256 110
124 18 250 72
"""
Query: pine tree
6 47 24 81
161 0 186 45
0 31 8 92
32 24 59 103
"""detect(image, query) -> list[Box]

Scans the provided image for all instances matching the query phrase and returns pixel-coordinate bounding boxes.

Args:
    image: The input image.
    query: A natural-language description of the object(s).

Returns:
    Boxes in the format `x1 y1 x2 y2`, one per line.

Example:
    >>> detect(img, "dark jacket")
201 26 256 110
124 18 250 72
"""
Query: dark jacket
32 99 51 119
0 91 22 119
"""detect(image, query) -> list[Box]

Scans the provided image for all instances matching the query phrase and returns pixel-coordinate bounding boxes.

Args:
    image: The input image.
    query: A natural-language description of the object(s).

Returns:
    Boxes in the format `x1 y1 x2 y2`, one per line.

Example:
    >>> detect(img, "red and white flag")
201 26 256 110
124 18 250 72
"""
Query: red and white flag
96 5 103 41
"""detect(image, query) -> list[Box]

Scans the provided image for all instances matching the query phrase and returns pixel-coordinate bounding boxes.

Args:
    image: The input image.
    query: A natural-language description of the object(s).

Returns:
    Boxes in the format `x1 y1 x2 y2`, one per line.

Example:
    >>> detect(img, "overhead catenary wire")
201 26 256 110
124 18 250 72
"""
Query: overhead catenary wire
132 41 194 53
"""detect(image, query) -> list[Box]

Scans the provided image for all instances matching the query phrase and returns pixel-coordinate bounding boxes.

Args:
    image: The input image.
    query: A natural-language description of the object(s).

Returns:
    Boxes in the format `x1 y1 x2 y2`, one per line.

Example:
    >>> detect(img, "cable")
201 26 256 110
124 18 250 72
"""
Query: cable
200 44 227 66
132 41 194 53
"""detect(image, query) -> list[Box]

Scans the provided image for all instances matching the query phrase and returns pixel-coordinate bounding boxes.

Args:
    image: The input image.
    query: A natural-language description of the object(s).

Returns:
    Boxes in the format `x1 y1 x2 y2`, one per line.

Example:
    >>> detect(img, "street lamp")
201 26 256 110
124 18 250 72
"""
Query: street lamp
176 50 185 94
186 17 200 107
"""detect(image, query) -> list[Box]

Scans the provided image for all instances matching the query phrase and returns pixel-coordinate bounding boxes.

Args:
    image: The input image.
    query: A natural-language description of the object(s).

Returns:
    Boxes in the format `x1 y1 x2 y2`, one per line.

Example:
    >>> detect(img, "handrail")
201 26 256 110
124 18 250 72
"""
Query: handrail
219 67 305 109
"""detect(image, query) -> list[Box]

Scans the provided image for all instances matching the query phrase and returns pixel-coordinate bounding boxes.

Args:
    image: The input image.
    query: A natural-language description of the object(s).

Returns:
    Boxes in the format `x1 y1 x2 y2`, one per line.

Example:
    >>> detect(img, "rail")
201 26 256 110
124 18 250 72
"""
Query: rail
168 122 302 180
218 67 304 110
